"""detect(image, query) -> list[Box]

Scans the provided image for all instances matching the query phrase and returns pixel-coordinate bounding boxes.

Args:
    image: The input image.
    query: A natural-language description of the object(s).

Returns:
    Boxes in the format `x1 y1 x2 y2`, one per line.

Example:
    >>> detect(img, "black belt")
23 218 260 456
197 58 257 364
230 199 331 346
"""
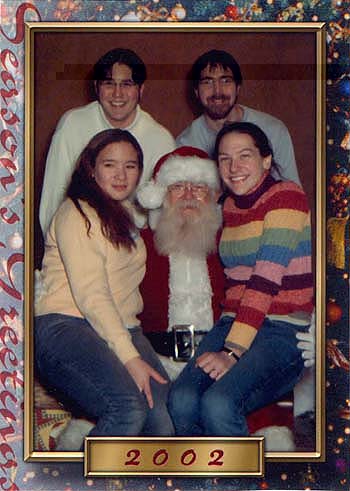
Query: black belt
145 325 207 361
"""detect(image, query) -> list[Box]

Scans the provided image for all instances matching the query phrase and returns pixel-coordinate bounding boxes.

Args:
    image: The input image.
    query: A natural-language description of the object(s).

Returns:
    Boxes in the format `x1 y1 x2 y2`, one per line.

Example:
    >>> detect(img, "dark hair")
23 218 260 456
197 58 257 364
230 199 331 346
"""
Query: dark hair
191 50 243 90
93 48 147 93
214 122 274 162
67 129 143 250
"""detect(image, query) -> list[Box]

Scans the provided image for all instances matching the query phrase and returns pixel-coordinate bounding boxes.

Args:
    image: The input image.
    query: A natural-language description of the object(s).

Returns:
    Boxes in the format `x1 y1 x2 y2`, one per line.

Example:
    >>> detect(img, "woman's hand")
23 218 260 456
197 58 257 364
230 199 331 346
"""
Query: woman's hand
196 351 236 381
125 356 168 409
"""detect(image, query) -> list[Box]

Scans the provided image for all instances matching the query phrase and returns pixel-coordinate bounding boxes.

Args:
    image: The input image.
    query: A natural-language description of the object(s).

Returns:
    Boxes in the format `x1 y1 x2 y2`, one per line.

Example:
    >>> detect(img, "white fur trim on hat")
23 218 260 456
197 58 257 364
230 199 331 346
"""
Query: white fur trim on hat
157 155 220 189
136 180 167 209
137 155 220 210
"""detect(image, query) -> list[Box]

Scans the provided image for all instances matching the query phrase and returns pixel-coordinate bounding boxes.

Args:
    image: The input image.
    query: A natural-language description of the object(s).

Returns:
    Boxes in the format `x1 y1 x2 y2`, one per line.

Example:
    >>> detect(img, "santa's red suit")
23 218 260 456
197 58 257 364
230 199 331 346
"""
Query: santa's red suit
139 227 294 439
139 227 224 332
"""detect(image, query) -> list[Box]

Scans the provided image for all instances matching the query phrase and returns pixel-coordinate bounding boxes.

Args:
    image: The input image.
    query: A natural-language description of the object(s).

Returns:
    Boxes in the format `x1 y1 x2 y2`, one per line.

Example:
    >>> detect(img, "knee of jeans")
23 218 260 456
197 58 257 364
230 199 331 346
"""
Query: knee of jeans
107 393 149 423
200 387 241 427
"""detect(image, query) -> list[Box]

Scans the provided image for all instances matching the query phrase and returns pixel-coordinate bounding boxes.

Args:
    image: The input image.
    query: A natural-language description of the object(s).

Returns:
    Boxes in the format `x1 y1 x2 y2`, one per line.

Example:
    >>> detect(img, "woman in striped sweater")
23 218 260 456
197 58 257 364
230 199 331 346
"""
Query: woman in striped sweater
168 122 313 436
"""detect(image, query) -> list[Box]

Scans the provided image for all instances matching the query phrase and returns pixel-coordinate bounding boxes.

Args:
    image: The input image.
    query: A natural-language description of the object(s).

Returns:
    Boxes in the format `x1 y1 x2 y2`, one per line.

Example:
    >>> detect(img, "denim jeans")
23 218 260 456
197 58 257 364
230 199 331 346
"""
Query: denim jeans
35 314 174 438
168 316 306 436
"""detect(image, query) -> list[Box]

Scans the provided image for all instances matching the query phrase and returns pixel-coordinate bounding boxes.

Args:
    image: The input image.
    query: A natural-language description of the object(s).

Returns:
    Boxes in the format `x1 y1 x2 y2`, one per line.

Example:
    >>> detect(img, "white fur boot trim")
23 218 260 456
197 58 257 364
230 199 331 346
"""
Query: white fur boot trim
252 425 296 452
293 365 315 417
55 419 94 451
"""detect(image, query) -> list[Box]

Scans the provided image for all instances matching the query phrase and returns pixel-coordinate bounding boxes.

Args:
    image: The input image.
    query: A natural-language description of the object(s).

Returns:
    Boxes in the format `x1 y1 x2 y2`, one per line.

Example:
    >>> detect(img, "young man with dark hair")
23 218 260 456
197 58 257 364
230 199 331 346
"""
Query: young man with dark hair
39 48 175 235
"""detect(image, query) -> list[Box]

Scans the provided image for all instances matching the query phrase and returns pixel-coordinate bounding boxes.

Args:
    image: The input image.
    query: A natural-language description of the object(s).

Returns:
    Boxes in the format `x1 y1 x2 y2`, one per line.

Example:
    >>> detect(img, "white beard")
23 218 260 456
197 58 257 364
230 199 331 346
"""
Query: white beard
154 199 221 257
154 199 222 331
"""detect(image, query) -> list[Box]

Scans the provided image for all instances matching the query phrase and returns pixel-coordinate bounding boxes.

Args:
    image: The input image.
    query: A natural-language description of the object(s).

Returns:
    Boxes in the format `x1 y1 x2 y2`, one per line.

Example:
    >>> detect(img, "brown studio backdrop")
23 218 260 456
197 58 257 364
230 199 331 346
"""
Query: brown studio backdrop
34 30 316 267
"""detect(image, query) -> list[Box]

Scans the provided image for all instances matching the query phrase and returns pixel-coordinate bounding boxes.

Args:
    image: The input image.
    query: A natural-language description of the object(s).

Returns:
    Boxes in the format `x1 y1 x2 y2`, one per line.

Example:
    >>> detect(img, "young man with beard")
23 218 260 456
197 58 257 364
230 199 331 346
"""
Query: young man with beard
39 47 175 236
176 50 300 186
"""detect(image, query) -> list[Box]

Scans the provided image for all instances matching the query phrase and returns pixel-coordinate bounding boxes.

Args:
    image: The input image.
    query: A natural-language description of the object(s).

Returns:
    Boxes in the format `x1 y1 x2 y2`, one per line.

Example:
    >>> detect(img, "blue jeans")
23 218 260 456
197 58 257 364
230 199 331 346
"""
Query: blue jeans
168 316 306 436
35 314 174 438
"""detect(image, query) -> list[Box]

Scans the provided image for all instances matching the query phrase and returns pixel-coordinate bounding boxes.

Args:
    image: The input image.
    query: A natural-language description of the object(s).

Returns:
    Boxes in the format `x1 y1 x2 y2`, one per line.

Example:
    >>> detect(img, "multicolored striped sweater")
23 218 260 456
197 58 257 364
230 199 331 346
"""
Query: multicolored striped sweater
219 173 313 353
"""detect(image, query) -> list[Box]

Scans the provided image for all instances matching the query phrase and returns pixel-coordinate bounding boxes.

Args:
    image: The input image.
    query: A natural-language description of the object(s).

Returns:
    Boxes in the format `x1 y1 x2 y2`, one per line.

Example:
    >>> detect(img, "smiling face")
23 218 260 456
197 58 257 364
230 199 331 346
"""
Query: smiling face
94 141 141 201
96 63 143 128
218 132 271 196
196 64 240 121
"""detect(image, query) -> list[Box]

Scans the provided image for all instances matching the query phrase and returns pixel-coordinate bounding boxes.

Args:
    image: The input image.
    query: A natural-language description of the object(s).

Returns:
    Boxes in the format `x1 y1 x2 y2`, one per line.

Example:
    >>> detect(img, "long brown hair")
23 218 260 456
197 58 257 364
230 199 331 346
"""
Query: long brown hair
67 129 143 250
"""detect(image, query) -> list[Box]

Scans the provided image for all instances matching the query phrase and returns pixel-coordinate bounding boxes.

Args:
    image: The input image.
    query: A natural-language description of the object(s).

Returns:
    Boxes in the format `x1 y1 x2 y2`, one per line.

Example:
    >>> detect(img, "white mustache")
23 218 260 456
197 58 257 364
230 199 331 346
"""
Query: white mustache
176 199 201 210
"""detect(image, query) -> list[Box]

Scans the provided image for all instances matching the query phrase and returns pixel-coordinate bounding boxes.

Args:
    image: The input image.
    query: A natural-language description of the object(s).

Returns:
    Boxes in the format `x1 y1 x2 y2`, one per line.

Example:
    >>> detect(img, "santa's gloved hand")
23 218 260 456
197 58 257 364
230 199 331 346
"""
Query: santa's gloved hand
296 313 315 368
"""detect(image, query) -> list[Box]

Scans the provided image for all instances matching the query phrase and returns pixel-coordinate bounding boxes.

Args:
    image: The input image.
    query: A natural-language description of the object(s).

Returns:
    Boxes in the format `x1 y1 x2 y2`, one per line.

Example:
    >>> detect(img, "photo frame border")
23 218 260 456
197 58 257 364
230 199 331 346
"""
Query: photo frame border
23 21 326 469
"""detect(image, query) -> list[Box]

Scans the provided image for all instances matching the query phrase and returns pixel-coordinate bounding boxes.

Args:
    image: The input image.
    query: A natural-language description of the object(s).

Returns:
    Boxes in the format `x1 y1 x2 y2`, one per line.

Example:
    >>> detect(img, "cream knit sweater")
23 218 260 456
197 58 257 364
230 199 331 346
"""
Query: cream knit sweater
35 199 146 364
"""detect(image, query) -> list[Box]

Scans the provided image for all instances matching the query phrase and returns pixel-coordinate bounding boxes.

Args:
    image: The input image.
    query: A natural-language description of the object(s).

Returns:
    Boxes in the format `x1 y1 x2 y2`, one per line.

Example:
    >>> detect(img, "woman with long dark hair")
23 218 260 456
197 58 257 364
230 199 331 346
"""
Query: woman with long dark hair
169 122 313 436
35 129 174 439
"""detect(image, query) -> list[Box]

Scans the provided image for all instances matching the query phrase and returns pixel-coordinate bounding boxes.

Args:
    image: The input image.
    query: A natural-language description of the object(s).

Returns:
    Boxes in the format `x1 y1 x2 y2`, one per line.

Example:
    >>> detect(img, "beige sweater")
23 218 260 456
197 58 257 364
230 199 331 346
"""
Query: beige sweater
35 199 146 364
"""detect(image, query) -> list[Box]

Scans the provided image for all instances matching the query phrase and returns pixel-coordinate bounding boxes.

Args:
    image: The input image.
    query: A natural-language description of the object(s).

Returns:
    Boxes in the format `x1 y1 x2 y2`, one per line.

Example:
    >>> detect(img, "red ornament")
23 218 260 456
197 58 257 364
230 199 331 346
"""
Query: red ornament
260 481 269 489
327 300 342 324
225 5 240 19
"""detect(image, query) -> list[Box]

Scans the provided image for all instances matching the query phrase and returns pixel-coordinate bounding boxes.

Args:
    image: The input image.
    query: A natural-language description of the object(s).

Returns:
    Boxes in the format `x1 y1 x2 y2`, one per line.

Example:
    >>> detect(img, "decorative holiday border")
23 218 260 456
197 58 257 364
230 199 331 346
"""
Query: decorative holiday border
0 1 349 490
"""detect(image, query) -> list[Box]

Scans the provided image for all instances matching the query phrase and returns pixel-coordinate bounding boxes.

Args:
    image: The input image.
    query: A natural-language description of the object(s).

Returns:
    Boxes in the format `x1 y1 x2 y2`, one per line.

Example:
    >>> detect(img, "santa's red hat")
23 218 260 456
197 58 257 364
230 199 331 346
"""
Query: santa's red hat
137 146 220 210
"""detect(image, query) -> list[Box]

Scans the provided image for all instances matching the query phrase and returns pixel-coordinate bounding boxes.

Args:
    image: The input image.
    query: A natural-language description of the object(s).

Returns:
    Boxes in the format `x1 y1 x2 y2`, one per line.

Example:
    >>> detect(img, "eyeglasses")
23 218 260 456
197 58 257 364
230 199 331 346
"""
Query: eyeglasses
99 79 137 91
168 182 209 198
198 76 235 88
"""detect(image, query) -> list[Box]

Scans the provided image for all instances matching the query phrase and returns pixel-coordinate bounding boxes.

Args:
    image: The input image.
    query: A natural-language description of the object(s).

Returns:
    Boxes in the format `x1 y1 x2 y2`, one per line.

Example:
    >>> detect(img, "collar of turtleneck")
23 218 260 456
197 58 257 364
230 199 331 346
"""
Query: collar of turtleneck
229 172 278 209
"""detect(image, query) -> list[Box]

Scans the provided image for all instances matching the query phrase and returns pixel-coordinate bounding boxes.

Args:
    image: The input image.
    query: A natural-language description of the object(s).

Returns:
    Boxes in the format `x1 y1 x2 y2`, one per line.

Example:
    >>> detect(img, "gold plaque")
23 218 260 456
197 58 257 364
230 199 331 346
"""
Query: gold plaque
84 437 264 476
